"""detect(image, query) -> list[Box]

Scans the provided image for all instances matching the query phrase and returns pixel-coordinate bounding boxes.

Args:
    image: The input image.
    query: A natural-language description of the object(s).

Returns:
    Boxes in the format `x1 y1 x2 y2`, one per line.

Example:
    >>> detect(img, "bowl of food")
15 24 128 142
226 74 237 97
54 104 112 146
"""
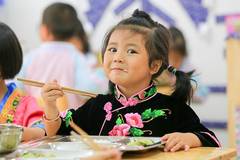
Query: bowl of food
0 124 23 153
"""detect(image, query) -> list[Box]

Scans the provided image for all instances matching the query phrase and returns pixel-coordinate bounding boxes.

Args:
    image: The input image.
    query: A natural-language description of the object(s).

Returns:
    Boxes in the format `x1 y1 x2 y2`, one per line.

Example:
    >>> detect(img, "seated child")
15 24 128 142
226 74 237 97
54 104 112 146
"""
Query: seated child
157 26 209 103
0 22 45 141
41 9 220 152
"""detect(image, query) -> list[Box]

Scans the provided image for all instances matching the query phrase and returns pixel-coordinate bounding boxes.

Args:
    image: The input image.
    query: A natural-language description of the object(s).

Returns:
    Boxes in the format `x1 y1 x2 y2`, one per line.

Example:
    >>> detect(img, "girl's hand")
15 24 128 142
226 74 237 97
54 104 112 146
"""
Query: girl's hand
161 132 202 152
41 80 63 106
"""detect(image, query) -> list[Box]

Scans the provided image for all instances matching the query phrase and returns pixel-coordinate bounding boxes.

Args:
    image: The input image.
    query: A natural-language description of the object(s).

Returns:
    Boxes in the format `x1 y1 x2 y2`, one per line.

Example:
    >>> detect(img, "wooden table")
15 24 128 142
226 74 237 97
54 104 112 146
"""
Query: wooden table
123 147 237 160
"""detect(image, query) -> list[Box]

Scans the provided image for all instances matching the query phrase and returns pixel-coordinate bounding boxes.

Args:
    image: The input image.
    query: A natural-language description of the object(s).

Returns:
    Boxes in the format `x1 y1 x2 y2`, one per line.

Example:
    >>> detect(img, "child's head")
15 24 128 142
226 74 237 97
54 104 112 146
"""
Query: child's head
168 26 187 69
102 9 193 103
102 10 169 81
0 22 22 80
69 19 90 54
40 2 79 41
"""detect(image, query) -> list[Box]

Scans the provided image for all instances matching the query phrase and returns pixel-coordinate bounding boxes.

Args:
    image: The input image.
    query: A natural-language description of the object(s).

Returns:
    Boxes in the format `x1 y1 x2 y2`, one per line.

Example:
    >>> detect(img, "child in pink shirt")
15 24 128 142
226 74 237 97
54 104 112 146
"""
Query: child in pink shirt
0 22 45 141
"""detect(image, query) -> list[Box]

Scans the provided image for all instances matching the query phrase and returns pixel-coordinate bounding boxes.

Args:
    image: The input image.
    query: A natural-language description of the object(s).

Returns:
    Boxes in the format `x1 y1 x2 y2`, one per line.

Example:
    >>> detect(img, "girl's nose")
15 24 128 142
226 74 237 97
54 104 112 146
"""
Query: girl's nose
113 53 124 63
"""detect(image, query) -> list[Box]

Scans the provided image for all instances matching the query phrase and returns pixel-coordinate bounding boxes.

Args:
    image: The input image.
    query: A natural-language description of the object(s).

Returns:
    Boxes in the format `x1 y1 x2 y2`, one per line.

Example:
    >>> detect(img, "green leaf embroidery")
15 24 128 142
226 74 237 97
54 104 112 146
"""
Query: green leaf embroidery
148 87 157 96
65 111 72 127
142 108 166 120
130 128 144 137
141 108 152 120
152 110 165 118
144 86 157 97
116 117 123 125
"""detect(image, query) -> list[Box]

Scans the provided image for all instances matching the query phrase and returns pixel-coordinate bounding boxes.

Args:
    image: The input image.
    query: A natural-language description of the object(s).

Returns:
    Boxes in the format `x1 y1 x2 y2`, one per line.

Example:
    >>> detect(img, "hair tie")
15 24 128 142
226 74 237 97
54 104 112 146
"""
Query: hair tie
168 65 177 75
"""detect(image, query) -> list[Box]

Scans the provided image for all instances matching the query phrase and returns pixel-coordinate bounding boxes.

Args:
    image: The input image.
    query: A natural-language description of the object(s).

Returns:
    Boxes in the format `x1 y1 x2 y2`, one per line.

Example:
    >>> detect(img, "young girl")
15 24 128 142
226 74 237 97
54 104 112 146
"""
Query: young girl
42 10 220 152
0 22 45 141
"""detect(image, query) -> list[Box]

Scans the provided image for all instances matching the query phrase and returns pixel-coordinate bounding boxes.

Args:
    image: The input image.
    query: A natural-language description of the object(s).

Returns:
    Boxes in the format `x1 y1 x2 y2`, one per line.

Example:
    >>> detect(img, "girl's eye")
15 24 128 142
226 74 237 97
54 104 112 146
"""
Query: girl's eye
127 49 137 54
108 48 117 52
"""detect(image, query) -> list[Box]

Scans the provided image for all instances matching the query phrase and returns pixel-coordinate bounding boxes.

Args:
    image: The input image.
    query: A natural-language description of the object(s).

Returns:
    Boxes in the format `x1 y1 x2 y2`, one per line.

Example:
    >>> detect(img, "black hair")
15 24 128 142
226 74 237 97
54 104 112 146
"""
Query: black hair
42 2 79 41
169 26 195 76
74 19 90 53
102 9 193 103
0 22 23 79
169 26 187 57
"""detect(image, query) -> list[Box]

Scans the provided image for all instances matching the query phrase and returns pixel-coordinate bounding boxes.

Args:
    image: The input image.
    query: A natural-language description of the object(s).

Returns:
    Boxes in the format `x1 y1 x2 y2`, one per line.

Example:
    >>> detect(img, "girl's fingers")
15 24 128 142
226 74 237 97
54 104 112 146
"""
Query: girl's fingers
161 134 169 141
170 142 183 152
46 90 63 97
46 95 63 102
184 145 190 151
164 137 179 152
42 82 61 92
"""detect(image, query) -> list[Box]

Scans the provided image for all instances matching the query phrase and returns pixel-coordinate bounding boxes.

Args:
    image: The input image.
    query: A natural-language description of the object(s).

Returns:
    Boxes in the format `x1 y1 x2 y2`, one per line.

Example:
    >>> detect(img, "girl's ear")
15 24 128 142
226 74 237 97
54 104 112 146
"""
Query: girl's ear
40 24 54 41
150 60 162 75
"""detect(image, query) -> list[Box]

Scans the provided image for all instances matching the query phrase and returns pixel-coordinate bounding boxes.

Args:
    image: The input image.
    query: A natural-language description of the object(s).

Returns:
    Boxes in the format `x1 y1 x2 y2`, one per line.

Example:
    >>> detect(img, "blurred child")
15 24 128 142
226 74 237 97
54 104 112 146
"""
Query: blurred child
69 19 108 93
41 10 220 152
18 2 104 109
168 26 209 103
0 22 45 141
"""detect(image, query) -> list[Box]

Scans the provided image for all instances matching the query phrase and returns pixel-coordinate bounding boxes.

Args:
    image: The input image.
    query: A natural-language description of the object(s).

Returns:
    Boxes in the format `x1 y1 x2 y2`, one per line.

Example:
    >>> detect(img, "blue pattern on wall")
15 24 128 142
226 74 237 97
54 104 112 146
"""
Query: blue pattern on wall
179 0 208 27
114 0 175 26
85 0 111 28
0 0 4 6
85 0 210 29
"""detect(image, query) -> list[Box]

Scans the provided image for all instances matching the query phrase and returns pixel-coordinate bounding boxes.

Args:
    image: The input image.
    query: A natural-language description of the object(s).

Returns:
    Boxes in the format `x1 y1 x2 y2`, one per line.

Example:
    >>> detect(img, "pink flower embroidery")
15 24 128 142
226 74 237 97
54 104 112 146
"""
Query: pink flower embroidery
119 98 128 106
104 102 112 121
125 113 144 128
128 98 138 106
105 112 112 121
104 102 112 112
119 97 138 107
109 124 130 136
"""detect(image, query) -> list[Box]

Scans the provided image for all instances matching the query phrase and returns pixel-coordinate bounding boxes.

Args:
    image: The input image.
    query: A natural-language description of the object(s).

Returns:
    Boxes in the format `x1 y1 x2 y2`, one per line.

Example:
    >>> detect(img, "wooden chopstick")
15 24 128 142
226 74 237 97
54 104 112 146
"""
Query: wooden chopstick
17 78 97 98
70 121 102 151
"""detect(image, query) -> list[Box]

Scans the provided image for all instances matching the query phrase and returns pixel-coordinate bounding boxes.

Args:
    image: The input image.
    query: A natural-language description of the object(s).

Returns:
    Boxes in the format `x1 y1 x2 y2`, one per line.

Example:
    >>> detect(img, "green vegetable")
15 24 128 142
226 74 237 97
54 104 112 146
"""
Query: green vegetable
127 139 154 147
18 152 55 158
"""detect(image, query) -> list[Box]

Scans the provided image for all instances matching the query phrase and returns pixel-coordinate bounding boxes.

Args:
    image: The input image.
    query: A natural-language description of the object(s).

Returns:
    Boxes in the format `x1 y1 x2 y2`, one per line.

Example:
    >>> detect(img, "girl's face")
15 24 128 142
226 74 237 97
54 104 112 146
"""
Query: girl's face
103 29 159 90
169 49 184 69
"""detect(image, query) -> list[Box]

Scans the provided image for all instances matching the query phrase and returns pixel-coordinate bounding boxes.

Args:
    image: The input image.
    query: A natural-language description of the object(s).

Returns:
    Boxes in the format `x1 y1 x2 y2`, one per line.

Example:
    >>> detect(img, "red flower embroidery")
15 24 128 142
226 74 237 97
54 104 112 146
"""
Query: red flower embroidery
108 124 130 136
125 113 143 128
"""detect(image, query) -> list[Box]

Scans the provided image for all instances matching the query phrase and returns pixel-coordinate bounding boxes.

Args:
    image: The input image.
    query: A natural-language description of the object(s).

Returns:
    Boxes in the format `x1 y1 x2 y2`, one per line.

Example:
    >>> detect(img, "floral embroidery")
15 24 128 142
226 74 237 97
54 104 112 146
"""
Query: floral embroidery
103 83 165 136
119 97 138 107
141 108 166 120
125 113 143 128
108 124 130 136
60 110 72 127
108 108 166 136
114 84 157 106
116 116 123 125
104 102 112 111
129 128 144 136
104 102 112 121
144 87 157 98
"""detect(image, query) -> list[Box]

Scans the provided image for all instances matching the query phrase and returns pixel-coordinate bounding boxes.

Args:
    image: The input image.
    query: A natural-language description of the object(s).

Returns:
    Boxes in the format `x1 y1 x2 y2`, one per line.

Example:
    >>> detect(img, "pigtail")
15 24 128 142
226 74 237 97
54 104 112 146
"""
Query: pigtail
168 66 193 104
